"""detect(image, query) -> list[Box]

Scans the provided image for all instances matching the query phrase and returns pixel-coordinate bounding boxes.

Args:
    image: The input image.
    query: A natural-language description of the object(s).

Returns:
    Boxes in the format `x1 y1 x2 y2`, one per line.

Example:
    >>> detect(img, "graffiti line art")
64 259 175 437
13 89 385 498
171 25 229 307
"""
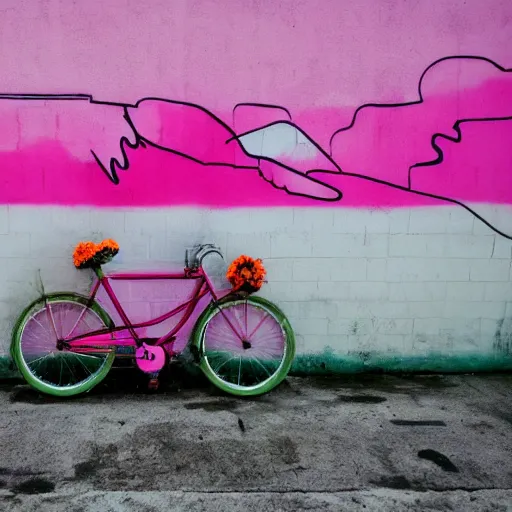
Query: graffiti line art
328 55 512 239
0 55 510 238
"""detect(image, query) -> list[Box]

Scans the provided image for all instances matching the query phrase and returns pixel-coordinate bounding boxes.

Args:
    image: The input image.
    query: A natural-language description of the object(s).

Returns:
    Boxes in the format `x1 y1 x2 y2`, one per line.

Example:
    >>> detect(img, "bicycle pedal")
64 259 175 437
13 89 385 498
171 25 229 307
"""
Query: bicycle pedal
147 378 160 391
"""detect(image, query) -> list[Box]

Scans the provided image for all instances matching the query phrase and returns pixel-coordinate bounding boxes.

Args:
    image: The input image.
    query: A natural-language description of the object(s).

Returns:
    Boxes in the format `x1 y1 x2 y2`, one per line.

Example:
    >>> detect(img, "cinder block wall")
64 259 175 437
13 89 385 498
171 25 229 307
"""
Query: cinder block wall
0 1 511 375
1 205 511 374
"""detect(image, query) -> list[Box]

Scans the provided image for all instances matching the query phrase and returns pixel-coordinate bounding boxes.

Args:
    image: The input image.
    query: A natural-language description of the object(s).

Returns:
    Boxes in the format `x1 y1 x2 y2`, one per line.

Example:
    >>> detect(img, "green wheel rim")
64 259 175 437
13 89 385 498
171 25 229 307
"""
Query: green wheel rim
11 293 115 397
191 295 295 397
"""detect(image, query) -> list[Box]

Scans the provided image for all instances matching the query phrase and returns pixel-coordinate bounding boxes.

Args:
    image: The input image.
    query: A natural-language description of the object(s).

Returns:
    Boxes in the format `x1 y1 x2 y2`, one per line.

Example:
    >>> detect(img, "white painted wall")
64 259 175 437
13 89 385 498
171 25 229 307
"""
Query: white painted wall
1 205 511 365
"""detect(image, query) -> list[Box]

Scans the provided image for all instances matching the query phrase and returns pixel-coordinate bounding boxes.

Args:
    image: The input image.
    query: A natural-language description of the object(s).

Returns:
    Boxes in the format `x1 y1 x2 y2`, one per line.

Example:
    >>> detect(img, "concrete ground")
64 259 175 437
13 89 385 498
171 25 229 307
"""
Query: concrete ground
0 368 511 511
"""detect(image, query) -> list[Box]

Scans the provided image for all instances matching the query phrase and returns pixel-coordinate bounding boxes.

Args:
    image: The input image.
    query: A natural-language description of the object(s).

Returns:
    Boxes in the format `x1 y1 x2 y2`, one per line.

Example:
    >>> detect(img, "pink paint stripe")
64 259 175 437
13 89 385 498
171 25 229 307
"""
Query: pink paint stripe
0 75 510 209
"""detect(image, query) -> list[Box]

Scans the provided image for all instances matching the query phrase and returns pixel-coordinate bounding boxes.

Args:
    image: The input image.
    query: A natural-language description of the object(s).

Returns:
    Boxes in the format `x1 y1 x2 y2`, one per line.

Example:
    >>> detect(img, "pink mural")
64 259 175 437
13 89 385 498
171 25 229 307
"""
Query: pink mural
0 56 511 237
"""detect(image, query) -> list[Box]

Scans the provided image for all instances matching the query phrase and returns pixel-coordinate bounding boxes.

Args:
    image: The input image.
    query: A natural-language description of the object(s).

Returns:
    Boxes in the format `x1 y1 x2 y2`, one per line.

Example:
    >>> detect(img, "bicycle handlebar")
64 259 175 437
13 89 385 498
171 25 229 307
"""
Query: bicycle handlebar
185 244 224 269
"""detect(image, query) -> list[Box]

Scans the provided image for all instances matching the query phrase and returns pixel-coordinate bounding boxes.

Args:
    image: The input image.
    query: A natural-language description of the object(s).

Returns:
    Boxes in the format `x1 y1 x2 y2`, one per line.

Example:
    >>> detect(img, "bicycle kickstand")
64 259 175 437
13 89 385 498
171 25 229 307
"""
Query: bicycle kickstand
147 372 160 392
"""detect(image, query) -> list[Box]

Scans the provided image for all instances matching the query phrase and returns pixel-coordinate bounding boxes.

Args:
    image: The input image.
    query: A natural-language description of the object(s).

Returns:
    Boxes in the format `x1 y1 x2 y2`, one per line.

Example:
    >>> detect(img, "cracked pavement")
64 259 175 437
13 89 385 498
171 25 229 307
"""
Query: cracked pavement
0 371 511 511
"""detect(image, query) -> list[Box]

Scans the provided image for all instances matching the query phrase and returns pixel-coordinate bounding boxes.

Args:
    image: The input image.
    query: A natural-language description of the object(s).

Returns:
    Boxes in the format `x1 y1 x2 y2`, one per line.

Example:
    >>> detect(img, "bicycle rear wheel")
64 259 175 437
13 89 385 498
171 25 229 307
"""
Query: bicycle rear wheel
11 293 115 397
191 296 295 396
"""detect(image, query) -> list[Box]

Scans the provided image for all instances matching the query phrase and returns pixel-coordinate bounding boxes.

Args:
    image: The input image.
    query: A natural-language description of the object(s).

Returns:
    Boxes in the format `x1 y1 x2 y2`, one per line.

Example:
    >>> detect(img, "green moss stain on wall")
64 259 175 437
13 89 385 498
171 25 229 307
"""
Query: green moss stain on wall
290 348 512 375
0 356 18 379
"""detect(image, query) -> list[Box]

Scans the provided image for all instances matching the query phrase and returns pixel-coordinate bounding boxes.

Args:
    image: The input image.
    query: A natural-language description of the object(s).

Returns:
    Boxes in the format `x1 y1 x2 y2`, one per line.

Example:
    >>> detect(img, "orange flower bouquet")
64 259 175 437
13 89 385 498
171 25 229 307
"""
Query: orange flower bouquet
226 255 266 294
73 239 119 269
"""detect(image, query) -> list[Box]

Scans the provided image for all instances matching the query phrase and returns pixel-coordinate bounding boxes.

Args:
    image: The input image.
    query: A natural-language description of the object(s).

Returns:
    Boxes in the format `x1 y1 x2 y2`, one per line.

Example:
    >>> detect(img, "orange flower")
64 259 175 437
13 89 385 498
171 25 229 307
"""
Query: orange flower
226 255 266 292
98 238 119 251
73 241 97 268
72 238 120 269
239 268 252 280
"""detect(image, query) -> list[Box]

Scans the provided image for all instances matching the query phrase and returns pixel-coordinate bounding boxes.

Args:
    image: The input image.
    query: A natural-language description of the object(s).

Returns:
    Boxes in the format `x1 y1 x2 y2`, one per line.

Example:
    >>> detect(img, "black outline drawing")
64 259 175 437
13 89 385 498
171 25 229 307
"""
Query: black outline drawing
0 55 511 238
326 55 512 239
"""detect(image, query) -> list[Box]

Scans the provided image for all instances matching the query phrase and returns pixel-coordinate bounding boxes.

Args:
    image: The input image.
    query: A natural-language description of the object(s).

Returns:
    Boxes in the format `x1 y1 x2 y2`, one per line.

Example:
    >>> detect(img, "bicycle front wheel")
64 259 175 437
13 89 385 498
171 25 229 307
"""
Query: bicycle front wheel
11 293 115 397
191 296 295 396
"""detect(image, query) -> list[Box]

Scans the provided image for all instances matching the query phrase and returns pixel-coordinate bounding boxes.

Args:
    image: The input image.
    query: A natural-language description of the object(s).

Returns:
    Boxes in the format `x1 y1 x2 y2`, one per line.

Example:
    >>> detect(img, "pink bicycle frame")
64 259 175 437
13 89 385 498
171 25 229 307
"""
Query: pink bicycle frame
64 265 229 356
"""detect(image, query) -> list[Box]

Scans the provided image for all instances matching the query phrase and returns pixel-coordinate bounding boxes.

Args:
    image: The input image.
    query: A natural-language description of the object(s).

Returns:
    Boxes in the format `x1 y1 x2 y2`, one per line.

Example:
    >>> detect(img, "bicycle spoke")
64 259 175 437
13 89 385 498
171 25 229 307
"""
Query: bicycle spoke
60 355 75 385
27 354 51 368
65 305 89 339
29 315 53 337
248 313 272 340
247 358 264 385
210 354 237 374
216 305 244 343
251 357 273 378
31 355 48 379
244 300 248 338
71 352 94 377
46 302 60 340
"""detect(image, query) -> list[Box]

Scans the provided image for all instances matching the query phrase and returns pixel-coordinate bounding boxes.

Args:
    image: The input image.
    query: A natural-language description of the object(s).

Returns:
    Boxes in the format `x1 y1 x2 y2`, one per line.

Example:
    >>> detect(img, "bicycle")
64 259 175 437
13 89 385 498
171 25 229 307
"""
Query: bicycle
10 243 295 397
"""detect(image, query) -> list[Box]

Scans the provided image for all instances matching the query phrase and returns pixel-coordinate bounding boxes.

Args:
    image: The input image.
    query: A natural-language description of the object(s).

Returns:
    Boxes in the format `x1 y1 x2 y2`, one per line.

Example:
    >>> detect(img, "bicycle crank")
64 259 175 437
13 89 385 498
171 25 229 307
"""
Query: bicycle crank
135 343 166 373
